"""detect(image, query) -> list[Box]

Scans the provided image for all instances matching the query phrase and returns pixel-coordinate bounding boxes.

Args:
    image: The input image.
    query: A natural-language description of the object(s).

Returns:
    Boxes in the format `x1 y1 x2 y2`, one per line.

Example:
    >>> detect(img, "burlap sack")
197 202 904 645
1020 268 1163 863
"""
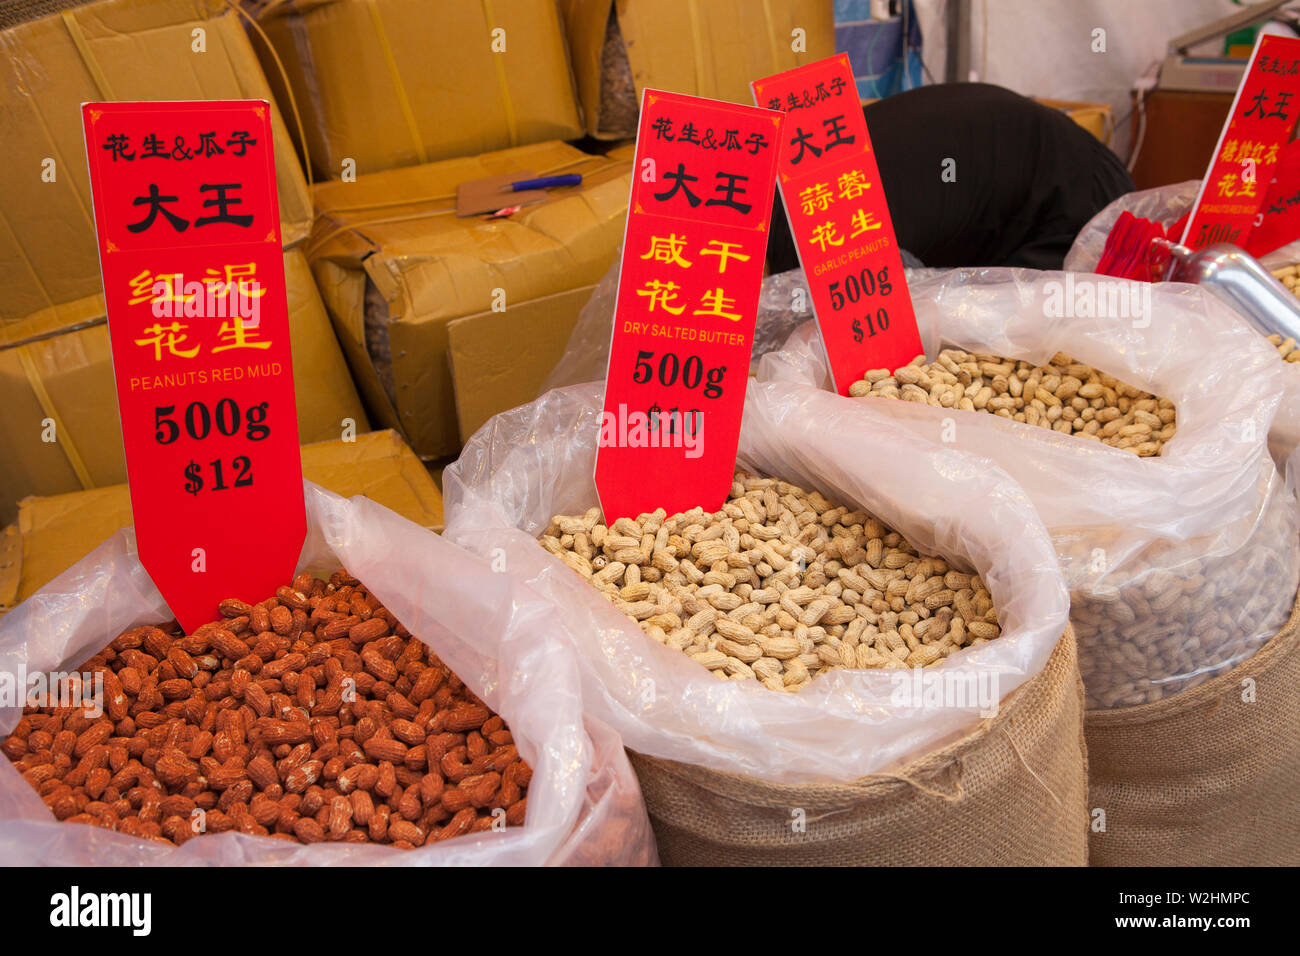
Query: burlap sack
629 629 1088 866
1086 591 1300 867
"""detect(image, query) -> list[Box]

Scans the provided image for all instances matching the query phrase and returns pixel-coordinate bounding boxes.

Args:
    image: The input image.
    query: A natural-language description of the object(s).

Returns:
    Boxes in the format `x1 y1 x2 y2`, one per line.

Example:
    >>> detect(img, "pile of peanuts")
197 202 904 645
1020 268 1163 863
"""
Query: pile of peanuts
1273 264 1300 301
849 350 1177 456
541 471 1003 692
1 570 530 849
1265 332 1300 364
1070 492 1299 708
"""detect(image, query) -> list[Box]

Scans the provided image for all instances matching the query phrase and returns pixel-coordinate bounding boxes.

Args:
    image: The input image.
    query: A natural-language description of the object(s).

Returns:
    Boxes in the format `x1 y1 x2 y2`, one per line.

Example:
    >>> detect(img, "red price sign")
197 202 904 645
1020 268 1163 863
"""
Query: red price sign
1247 137 1300 258
82 100 305 632
753 53 922 395
1182 34 1300 251
594 90 782 521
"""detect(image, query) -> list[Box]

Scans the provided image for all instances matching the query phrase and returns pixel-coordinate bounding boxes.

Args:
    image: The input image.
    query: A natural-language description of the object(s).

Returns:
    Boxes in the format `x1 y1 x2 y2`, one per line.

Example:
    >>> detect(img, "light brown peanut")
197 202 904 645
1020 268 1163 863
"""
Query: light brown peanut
541 470 1002 692
849 349 1176 456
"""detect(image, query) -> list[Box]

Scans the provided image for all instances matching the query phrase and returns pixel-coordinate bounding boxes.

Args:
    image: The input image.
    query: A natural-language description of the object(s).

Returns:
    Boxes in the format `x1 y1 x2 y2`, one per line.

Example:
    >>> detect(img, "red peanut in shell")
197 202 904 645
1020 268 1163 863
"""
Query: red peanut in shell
2 570 531 850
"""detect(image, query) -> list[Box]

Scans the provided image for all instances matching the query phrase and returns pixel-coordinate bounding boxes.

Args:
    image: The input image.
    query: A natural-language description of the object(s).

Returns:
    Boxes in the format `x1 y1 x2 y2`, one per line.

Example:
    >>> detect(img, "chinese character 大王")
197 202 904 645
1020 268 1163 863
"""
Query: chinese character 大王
127 184 189 234
822 114 856 152
654 164 703 208
788 126 823 165
705 172 753 215
194 183 254 228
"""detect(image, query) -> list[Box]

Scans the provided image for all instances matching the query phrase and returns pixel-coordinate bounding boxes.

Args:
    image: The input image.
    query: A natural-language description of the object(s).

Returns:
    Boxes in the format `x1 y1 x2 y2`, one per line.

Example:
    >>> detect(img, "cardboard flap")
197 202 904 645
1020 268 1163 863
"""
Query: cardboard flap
0 0 313 326
447 284 595 443
0 523 21 612
254 0 581 176
306 141 631 320
618 0 833 104
561 0 834 136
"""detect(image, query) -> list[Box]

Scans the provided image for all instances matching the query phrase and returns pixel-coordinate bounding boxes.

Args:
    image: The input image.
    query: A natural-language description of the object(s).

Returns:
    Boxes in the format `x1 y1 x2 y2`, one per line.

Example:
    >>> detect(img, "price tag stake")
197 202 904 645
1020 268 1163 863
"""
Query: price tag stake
1182 33 1300 252
594 90 783 522
753 53 923 395
82 100 305 631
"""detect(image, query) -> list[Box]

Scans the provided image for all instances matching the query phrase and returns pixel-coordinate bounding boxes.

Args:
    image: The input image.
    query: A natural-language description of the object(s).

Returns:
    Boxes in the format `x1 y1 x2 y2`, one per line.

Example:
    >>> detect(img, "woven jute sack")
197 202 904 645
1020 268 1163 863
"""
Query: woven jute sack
628 629 1088 866
1086 592 1300 867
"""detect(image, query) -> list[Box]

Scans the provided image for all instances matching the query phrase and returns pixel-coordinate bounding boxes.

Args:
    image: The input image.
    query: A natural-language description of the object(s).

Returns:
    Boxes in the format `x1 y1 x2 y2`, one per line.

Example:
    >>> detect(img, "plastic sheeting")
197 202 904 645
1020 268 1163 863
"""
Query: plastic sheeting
758 267 1299 707
0 483 656 865
443 379 1069 783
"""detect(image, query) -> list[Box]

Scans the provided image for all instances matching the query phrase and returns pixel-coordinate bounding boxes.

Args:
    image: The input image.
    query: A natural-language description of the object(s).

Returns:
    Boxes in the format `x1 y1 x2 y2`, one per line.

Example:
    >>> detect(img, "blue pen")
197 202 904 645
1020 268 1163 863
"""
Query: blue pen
509 174 582 191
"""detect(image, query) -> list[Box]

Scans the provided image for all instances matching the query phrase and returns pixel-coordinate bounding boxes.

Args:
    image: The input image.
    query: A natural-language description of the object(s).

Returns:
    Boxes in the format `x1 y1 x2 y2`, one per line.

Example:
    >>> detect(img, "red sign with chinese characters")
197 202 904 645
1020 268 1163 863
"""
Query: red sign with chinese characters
82 100 304 632
594 90 782 521
1181 34 1300 251
753 53 922 395
1247 137 1300 257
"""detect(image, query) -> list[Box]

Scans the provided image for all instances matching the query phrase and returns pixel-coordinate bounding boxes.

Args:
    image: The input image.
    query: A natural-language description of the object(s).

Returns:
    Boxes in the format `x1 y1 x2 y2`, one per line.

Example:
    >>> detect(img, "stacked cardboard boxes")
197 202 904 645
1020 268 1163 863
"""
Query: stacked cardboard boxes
1 0 838 503
255 0 584 178
308 141 632 457
562 0 835 138
0 0 369 522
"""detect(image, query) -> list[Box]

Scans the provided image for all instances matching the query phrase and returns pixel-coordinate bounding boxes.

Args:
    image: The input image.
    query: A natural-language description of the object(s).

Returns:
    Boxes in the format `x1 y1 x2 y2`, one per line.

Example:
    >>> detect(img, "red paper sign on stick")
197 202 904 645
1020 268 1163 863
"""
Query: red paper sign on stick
82 100 305 632
1247 137 1300 257
1181 34 1300 251
594 90 783 521
753 53 923 395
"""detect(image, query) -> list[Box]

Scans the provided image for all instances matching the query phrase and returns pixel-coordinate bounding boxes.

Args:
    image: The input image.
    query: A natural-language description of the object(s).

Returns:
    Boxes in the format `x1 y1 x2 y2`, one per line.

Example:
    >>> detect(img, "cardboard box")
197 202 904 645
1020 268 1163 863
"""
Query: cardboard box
448 283 595 442
1035 97 1115 146
256 0 583 179
0 429 443 611
308 141 629 458
0 247 369 524
0 0 314 324
562 0 835 138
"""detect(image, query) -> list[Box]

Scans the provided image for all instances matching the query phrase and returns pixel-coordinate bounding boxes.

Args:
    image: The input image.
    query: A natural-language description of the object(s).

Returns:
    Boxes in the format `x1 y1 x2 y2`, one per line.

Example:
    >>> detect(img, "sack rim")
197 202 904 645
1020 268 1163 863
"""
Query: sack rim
630 625 1078 808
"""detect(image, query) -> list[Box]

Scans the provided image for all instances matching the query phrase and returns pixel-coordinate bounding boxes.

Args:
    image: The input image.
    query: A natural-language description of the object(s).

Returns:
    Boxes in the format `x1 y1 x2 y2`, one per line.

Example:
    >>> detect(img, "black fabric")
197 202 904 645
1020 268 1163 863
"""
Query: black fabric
766 83 1135 272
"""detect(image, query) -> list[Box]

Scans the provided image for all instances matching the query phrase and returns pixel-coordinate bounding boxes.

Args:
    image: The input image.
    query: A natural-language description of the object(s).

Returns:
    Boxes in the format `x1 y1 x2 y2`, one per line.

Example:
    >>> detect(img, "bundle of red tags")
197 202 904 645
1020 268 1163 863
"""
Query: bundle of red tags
1097 138 1300 281
1096 210 1188 281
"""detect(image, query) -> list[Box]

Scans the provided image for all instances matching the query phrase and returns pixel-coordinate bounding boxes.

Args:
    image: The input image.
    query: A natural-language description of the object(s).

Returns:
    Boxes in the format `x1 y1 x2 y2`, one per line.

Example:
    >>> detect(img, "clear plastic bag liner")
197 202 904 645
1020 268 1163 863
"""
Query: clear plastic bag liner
443 380 1069 783
0 482 656 866
1066 183 1300 467
758 267 1299 706
1065 179 1300 272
